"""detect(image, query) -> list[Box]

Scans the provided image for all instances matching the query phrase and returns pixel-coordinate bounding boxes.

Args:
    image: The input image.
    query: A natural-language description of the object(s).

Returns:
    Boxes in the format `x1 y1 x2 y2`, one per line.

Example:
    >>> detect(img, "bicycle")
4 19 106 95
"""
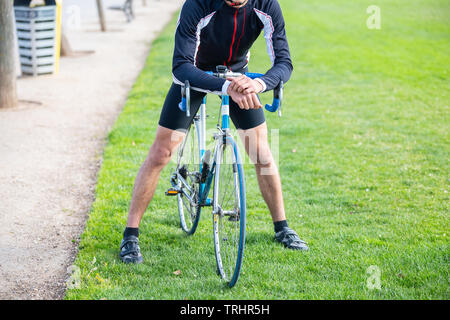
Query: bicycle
165 65 283 288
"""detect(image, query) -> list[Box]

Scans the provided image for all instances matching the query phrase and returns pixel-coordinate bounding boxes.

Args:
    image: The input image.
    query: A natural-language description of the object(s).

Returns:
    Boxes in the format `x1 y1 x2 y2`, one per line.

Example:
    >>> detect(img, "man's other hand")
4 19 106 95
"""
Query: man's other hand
227 85 262 110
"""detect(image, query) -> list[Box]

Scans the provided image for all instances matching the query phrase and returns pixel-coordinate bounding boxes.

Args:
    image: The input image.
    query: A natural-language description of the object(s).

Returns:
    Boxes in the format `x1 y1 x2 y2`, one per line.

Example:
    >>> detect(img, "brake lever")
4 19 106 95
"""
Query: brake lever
179 80 191 117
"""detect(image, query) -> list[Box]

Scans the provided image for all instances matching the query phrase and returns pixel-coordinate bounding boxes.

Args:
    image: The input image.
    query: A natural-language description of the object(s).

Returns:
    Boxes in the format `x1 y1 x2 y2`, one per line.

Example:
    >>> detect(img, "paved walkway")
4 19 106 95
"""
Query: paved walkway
0 0 182 299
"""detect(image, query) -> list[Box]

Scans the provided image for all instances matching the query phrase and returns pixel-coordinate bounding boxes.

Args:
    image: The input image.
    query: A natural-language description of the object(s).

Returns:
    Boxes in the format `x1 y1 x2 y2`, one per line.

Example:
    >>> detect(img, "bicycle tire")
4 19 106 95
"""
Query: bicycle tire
213 136 246 287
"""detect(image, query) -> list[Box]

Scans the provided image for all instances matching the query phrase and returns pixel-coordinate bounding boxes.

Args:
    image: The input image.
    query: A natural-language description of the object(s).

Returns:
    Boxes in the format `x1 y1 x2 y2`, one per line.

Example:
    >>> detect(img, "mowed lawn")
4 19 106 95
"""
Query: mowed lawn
66 0 449 299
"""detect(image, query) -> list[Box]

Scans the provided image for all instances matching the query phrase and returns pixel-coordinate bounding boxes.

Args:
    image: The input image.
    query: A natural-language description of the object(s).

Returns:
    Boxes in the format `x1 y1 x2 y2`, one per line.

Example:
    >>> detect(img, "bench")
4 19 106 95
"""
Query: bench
108 0 134 23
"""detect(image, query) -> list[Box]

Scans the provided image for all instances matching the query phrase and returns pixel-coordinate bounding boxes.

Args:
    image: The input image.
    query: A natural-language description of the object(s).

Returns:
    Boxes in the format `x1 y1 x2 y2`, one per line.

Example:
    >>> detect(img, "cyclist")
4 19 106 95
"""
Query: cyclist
120 0 308 264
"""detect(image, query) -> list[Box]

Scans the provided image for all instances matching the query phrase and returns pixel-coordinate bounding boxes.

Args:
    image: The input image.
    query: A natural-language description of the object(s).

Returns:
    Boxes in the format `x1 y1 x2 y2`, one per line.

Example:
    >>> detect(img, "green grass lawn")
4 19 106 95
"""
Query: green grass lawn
65 0 449 299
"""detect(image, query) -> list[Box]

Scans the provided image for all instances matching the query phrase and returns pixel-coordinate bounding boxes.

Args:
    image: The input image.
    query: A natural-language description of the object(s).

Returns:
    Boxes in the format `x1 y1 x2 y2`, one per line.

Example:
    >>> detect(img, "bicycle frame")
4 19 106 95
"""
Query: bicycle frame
172 93 238 214
198 94 231 210
174 68 283 210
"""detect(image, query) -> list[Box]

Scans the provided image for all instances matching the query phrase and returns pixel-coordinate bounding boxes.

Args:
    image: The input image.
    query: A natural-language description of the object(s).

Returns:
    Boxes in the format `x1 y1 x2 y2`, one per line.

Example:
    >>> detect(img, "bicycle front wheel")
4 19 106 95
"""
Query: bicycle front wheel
213 137 246 288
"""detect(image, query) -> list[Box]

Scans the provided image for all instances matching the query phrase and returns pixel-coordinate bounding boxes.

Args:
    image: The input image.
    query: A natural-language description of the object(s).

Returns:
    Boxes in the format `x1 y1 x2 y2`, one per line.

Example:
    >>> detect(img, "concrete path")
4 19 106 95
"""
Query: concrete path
0 0 182 299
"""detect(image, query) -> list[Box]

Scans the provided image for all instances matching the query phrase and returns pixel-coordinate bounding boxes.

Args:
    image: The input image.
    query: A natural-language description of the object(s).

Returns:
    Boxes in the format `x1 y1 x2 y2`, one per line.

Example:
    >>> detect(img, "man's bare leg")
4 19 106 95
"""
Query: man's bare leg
120 126 185 263
238 122 308 250
238 122 285 222
126 125 184 227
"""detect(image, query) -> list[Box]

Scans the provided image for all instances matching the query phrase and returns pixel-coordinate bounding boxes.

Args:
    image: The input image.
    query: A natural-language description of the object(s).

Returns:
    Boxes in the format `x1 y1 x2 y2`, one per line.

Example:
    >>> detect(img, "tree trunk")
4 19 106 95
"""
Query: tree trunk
60 30 73 56
96 0 106 32
0 0 18 109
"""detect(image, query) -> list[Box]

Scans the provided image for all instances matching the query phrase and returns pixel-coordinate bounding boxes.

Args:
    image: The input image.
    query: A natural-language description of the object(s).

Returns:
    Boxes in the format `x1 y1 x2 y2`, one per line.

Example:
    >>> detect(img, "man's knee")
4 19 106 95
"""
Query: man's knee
239 124 273 166
147 143 173 168
145 126 184 168
239 125 279 176
255 144 274 167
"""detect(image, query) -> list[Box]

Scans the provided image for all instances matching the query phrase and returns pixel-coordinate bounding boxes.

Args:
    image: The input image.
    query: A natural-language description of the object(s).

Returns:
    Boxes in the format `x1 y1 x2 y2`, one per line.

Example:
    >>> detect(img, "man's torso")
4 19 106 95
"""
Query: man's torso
187 0 278 71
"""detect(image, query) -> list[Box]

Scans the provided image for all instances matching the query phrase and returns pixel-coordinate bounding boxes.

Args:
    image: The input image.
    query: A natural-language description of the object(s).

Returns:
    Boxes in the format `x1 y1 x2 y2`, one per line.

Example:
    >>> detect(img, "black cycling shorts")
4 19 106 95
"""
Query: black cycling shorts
158 83 266 131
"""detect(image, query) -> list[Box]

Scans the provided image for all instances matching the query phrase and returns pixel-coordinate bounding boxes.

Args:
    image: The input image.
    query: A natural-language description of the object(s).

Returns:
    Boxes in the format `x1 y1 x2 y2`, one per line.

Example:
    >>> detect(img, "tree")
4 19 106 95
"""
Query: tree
96 0 106 32
0 0 18 109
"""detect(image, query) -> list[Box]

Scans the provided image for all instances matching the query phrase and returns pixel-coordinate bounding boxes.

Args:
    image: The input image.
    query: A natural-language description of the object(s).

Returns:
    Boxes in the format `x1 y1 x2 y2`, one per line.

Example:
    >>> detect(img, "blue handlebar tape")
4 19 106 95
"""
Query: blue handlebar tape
178 97 187 112
265 98 280 112
245 72 264 79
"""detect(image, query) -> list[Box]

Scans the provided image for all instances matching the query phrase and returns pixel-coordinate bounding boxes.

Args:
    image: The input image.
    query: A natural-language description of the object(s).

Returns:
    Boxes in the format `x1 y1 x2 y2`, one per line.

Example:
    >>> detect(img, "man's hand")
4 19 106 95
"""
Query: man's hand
227 75 263 94
227 84 262 110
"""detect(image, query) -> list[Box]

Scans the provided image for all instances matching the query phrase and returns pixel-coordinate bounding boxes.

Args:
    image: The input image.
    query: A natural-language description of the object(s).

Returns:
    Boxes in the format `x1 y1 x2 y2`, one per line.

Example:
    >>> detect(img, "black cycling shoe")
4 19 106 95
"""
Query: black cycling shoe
275 227 309 251
119 235 143 264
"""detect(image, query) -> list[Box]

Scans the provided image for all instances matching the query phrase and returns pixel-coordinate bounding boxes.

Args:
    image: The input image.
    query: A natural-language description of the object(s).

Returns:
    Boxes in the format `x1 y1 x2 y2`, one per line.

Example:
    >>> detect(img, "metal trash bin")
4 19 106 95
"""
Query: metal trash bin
14 1 61 76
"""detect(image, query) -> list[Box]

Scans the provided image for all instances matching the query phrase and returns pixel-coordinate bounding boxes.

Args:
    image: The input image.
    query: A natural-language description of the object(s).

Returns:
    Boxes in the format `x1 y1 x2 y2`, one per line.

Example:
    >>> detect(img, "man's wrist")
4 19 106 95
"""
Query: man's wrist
222 80 231 95
254 78 267 93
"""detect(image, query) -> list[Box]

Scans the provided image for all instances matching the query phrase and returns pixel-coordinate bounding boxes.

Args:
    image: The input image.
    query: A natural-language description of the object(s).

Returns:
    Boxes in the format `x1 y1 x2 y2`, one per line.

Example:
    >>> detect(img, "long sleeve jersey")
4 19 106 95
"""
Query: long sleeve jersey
172 0 293 95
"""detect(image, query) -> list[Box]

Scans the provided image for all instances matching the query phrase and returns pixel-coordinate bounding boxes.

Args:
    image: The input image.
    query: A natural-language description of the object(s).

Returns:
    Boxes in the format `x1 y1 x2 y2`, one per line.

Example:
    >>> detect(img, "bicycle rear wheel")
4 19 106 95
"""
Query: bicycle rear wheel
213 137 246 287
176 122 201 235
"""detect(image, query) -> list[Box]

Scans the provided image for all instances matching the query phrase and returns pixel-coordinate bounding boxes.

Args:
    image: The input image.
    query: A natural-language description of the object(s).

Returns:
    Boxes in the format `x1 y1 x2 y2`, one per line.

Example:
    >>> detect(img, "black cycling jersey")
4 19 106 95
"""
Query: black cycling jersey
172 0 293 95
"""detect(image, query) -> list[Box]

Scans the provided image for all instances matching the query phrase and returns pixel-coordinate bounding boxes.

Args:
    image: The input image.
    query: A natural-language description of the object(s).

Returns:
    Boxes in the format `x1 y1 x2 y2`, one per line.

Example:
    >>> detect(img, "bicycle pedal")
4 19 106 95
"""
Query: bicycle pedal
165 188 179 196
